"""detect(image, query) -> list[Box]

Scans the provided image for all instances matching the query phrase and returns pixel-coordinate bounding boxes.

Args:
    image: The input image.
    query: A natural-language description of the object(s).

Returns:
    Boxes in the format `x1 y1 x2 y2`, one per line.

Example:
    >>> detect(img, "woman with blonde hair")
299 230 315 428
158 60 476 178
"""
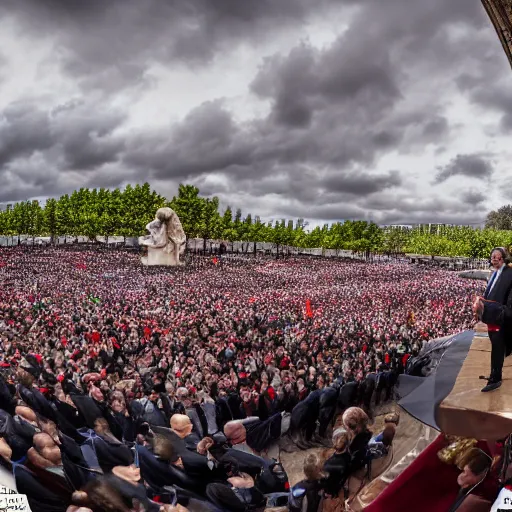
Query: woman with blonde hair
289 453 325 512
342 407 372 473
322 428 352 511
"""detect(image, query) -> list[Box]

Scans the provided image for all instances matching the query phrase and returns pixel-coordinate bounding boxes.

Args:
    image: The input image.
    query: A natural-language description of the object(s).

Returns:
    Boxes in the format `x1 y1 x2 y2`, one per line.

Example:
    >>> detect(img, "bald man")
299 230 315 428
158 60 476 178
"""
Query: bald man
170 414 200 450
28 433 62 468
26 432 70 499
224 412 289 460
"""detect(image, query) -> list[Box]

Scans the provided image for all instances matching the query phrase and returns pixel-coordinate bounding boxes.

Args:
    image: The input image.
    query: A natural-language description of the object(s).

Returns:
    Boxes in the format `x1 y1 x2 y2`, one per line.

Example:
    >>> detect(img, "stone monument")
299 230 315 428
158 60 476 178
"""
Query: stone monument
138 207 186 266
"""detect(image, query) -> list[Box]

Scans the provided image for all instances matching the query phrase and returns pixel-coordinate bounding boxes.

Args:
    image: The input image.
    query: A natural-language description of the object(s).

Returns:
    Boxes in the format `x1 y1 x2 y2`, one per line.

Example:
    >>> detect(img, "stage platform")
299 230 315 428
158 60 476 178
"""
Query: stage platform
437 323 512 440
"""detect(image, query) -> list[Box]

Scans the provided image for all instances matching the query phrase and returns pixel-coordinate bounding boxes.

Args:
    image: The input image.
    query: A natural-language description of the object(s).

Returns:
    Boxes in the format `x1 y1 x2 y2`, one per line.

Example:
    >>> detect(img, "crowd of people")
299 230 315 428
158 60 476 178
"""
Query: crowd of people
0 247 479 511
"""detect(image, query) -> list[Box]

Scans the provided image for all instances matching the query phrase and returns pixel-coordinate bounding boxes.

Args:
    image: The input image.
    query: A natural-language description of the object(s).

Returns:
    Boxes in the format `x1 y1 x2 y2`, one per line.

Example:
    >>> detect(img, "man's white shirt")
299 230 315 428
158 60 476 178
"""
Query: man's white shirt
488 263 506 296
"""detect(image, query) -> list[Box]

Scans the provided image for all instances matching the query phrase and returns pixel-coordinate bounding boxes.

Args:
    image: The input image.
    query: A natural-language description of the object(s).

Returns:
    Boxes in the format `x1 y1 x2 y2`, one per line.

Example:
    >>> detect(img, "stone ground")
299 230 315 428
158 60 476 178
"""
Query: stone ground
280 403 397 487
265 403 428 511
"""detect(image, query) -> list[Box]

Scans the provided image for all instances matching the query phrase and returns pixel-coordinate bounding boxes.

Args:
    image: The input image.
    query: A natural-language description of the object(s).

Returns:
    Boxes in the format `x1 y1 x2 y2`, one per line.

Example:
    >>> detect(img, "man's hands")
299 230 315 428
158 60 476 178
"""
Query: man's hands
197 436 214 455
472 295 484 319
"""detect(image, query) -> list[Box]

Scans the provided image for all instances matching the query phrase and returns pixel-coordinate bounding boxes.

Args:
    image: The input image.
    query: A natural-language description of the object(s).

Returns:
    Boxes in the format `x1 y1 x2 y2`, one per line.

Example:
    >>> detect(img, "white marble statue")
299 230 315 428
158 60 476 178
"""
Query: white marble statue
138 207 186 266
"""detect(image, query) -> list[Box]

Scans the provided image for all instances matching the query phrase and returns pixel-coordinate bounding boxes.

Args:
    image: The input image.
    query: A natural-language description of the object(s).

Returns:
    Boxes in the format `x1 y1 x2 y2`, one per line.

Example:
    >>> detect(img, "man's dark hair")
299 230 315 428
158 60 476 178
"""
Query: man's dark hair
467 451 491 476
149 434 180 463
458 448 491 478
490 247 510 264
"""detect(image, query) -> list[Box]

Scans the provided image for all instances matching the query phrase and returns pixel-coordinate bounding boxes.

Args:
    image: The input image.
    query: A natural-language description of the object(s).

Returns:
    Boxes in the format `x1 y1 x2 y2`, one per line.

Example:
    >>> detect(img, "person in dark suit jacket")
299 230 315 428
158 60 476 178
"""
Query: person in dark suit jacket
473 247 512 392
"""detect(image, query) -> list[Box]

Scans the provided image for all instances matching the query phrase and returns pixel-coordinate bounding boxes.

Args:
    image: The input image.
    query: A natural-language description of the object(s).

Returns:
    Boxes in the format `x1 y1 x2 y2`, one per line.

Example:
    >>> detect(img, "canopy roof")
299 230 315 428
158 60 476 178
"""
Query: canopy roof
482 0 512 69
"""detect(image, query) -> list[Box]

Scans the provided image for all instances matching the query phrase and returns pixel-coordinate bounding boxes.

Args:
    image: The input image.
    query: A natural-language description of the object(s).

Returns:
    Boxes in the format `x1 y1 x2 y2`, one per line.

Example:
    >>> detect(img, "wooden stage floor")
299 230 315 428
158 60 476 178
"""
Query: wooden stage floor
437 323 512 440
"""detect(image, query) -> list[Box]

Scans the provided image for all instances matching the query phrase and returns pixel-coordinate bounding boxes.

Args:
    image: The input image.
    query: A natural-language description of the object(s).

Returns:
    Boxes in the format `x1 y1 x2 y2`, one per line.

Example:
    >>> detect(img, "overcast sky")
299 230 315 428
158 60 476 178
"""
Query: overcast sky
0 0 511 226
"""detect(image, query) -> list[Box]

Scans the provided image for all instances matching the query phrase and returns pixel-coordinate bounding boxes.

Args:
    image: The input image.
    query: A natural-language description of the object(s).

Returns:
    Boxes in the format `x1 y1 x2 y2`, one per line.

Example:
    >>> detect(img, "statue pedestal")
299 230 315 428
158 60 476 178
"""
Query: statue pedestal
140 247 182 266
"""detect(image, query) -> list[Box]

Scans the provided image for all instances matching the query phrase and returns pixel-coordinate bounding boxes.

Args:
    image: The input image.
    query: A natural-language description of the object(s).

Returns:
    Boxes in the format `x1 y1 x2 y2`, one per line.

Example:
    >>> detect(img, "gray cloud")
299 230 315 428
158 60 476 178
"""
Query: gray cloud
321 172 402 196
472 87 512 132
362 193 487 225
251 37 401 130
121 14 456 192
50 101 127 170
434 154 494 183
0 102 54 167
124 101 254 180
460 189 487 206
0 52 6 80
1 0 336 91
0 99 126 201
0 0 507 225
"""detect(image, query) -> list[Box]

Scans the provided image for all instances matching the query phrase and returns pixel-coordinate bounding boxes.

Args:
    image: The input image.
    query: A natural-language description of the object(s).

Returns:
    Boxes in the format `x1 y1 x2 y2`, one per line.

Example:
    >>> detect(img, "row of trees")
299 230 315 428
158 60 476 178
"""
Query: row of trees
0 184 166 242
0 183 510 259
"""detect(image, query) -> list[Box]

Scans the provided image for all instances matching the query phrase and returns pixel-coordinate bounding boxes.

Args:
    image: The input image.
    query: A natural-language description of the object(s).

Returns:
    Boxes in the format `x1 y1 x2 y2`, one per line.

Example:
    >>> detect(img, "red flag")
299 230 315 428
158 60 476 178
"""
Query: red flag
305 299 313 318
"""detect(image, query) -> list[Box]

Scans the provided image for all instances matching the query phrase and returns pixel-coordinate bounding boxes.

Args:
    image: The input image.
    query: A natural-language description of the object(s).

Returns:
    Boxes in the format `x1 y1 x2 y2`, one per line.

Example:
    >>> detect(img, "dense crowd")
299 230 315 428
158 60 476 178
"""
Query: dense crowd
0 247 479 511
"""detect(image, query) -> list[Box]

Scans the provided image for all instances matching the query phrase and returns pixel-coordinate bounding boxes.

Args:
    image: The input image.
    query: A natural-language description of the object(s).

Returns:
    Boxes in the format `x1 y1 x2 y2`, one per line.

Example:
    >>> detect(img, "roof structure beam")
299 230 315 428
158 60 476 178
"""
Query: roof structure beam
482 0 512 69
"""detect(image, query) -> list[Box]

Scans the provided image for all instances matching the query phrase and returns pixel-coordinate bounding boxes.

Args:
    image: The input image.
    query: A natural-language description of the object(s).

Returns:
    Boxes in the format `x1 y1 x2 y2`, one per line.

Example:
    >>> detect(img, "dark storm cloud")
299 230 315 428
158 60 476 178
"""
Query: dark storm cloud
123 11 454 189
434 154 494 184
460 190 486 206
422 117 450 138
1 0 335 91
470 86 512 133
0 99 127 201
0 52 6 81
270 193 487 226
278 202 368 223
223 169 402 206
0 99 125 172
50 101 127 170
0 156 66 203
250 37 401 130
2 0 488 95
362 194 487 225
0 0 505 225
378 209 486 226
124 101 254 180
0 103 54 167
321 172 402 196
454 21 512 134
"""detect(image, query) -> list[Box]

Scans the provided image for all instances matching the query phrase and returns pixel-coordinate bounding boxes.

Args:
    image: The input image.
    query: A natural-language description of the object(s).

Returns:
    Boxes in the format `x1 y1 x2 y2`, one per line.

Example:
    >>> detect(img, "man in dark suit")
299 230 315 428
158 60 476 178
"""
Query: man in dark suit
473 247 512 392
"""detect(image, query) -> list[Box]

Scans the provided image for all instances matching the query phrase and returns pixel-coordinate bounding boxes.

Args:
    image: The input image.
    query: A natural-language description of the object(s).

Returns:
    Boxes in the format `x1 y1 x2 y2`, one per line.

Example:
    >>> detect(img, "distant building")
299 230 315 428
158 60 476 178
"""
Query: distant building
381 223 479 233
380 224 413 230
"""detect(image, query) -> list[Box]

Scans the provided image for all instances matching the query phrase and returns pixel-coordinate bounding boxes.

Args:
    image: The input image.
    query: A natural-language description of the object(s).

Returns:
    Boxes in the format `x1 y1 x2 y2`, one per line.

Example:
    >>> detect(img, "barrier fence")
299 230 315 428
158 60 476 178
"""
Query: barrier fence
0 235 490 270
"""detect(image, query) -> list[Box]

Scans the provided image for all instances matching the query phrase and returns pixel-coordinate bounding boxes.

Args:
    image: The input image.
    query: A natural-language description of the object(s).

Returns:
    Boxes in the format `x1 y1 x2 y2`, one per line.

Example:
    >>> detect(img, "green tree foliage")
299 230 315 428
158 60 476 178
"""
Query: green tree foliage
169 184 205 239
44 198 58 241
221 206 238 244
199 197 222 252
56 194 72 238
486 205 512 230
1 184 512 259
